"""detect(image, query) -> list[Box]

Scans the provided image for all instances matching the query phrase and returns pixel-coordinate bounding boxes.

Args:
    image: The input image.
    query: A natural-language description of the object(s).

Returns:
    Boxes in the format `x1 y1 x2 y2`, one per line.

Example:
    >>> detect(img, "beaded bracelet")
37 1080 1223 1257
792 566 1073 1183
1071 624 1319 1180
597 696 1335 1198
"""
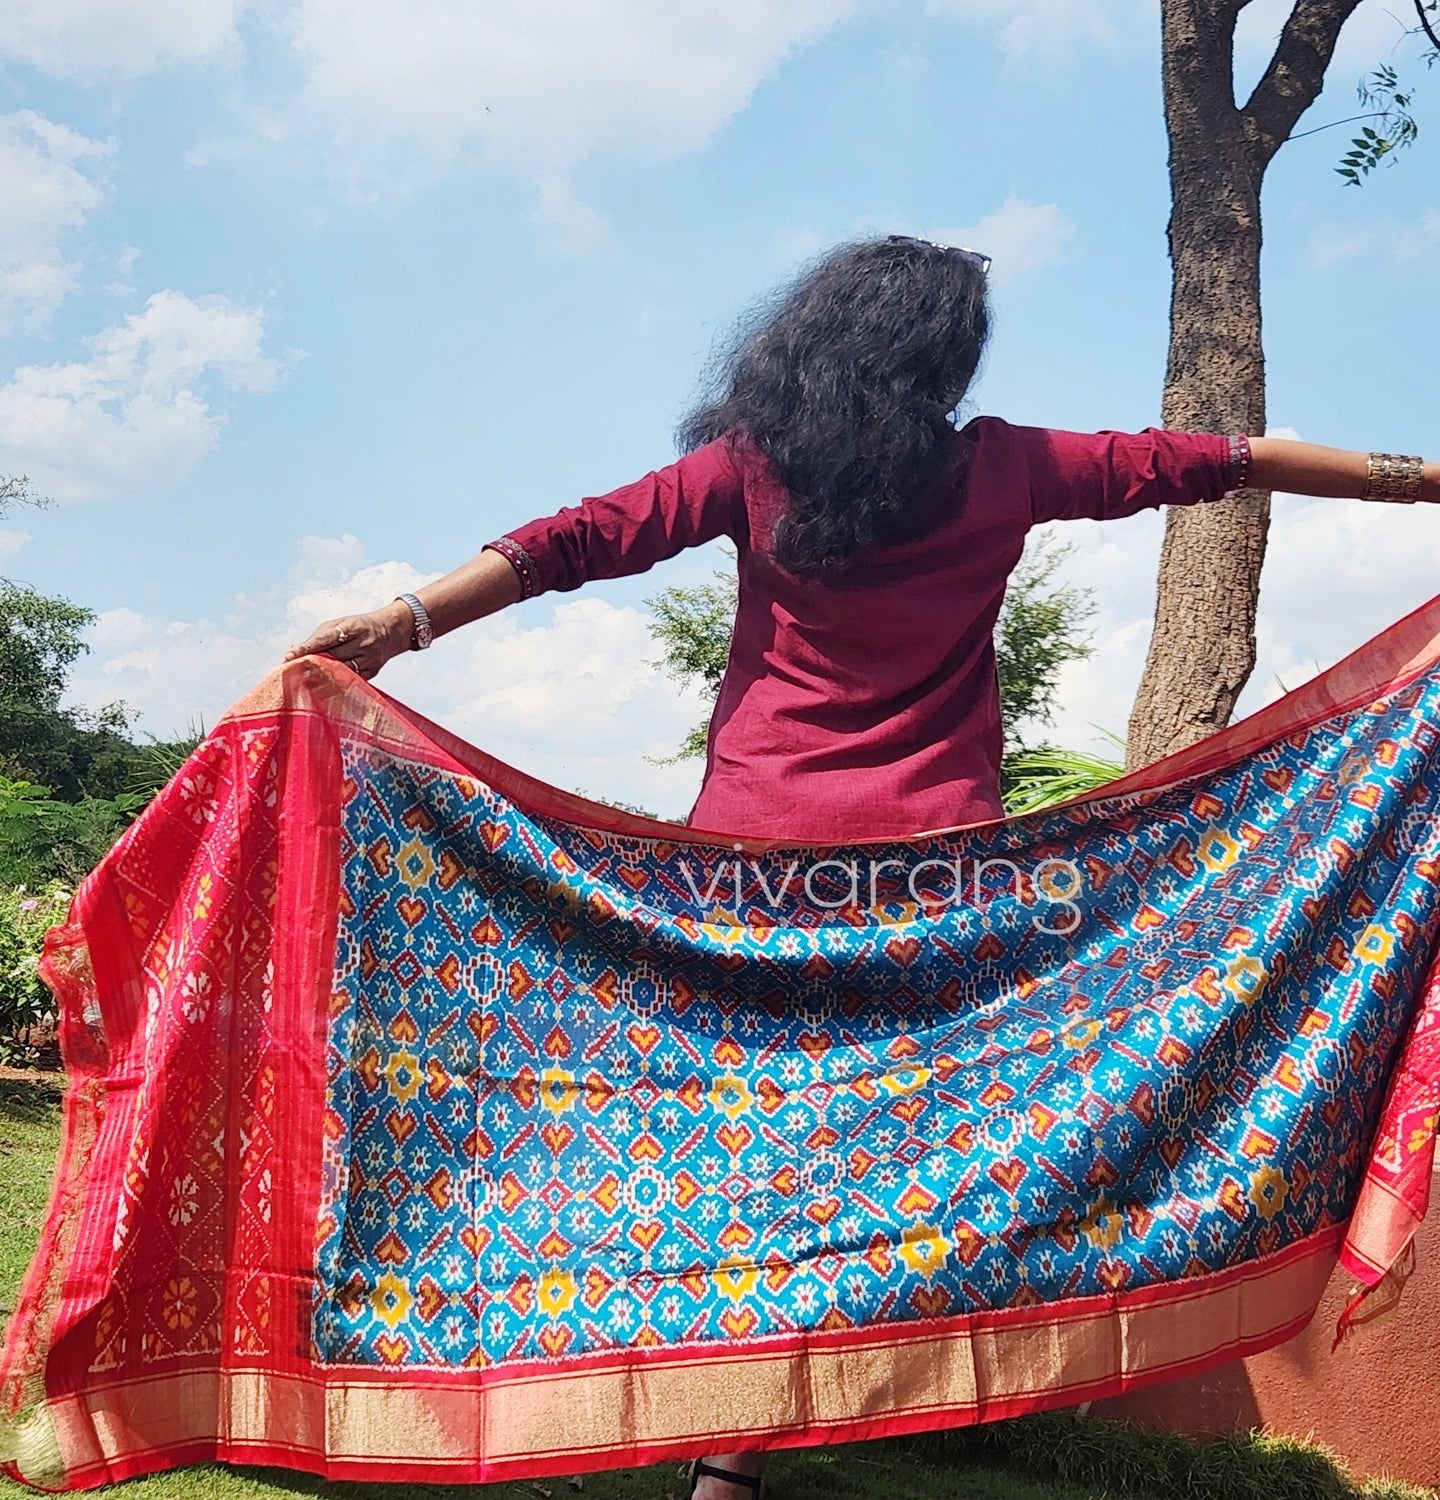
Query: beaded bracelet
484 535 541 598
1225 433 1252 492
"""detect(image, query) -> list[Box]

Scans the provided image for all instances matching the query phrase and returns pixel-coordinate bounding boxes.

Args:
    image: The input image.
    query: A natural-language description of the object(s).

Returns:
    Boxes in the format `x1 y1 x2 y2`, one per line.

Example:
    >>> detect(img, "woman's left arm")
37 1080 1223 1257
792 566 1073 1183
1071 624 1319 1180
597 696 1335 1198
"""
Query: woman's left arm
284 549 523 679
1248 437 1439 503
1019 424 1437 527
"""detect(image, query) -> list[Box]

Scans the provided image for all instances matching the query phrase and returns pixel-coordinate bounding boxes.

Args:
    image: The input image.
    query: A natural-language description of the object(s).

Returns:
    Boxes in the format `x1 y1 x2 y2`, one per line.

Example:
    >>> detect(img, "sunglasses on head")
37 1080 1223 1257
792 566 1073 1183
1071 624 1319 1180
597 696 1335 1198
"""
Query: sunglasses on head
886 235 992 275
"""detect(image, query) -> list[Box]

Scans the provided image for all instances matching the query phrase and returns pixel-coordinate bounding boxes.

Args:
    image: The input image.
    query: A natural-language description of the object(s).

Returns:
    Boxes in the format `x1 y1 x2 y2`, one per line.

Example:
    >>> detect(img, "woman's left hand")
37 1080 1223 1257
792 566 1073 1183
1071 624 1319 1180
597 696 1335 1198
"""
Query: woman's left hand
284 600 414 680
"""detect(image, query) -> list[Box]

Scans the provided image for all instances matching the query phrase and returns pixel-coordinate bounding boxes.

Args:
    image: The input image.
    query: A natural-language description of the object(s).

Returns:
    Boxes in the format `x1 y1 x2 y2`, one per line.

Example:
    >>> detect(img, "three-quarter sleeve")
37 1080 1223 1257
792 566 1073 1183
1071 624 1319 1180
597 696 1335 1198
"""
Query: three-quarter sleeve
1016 423 1251 525
483 438 746 598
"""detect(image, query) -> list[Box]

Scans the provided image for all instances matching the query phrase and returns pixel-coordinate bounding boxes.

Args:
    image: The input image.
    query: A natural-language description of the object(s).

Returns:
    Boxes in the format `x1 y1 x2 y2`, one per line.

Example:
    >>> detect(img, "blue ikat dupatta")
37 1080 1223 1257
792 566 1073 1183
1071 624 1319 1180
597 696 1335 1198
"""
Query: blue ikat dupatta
3 599 1440 1490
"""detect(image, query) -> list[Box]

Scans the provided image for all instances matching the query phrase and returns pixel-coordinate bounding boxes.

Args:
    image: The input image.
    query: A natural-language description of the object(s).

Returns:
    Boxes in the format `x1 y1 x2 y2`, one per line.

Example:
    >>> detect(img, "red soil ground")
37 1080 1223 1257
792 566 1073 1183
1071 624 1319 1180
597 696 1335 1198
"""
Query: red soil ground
1098 1186 1440 1488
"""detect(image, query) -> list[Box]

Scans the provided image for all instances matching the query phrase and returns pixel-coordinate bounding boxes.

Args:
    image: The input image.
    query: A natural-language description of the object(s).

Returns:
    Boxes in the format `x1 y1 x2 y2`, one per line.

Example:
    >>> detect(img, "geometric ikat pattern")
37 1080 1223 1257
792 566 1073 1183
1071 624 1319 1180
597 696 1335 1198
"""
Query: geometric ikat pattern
314 677 1440 1368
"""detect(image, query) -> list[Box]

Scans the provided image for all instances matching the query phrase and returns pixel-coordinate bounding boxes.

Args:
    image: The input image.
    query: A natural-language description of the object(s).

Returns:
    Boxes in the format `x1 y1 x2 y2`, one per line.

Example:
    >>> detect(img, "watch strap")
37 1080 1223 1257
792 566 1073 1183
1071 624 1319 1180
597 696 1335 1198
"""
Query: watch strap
396 593 433 650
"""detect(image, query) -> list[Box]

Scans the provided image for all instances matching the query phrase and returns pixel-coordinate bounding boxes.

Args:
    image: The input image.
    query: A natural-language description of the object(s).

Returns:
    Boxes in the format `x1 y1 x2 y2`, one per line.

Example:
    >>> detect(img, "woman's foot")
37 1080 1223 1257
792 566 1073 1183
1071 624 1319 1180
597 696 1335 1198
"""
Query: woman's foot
687 1451 768 1500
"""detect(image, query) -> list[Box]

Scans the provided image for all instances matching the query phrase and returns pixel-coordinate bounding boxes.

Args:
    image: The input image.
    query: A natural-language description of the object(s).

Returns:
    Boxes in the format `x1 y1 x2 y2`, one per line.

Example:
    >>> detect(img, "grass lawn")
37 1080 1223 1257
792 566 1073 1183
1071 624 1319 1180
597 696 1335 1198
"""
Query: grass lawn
0 1072 1431 1500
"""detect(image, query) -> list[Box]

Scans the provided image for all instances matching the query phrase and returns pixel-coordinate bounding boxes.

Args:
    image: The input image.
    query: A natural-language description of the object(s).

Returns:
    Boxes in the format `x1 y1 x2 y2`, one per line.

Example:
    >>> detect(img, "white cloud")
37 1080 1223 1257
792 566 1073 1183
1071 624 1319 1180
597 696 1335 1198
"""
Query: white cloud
770 196 1075 282
66 534 711 818
925 0 1147 59
1240 492 1440 715
1309 209 1440 268
1040 514 1164 754
288 0 858 174
275 0 865 246
0 290 286 504
0 111 113 333
924 0 1419 100
771 227 830 265
526 174 614 258
0 0 251 81
425 597 710 814
931 194 1074 283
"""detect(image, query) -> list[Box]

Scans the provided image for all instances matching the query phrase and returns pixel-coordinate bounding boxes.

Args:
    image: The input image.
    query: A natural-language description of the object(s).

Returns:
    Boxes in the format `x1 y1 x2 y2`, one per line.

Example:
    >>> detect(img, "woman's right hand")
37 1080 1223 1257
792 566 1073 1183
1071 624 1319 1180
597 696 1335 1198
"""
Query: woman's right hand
284 599 415 680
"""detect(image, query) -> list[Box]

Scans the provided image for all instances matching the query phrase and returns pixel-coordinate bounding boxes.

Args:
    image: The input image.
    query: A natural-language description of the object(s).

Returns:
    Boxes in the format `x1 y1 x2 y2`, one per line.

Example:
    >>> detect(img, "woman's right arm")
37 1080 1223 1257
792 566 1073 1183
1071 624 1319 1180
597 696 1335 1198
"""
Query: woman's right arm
284 437 745 680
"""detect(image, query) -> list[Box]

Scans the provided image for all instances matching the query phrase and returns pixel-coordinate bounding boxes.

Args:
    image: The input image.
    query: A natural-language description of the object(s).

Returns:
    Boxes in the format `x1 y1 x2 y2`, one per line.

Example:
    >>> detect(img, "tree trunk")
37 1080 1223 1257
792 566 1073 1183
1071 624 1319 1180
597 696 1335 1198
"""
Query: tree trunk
1126 0 1365 769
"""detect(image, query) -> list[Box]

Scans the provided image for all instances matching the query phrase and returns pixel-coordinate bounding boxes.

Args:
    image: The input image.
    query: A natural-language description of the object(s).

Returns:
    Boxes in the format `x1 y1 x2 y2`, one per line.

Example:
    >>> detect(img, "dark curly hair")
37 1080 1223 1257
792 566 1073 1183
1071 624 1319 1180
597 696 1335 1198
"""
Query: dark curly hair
678 236 992 576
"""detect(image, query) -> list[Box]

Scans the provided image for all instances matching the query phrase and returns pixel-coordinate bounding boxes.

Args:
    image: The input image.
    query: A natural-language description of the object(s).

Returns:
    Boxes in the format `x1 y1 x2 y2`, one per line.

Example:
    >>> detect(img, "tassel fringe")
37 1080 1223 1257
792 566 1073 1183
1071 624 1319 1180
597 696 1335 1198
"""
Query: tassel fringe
1333 1241 1417 1348
0 1403 64 1486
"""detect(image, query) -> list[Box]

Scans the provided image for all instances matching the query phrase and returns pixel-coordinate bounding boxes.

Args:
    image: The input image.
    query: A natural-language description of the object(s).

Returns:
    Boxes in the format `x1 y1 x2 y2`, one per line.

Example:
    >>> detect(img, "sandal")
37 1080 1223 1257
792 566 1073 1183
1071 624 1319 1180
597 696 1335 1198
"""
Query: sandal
687 1457 765 1498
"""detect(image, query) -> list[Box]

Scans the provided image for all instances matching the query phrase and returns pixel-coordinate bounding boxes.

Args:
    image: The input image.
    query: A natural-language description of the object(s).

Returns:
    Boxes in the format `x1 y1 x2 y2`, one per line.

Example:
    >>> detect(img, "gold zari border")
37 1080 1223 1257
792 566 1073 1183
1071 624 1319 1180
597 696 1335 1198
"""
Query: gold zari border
45 1234 1336 1481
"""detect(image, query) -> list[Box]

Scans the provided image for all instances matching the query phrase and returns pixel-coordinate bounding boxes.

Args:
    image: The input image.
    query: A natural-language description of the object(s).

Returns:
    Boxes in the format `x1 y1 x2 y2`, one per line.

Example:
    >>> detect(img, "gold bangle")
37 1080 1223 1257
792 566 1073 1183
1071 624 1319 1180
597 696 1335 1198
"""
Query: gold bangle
1363 451 1424 503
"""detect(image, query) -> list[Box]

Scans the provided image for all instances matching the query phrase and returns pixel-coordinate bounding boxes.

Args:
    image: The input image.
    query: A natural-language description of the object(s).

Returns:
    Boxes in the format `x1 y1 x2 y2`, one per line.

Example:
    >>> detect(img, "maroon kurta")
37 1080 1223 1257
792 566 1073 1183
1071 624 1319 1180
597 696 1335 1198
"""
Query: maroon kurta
484 417 1248 841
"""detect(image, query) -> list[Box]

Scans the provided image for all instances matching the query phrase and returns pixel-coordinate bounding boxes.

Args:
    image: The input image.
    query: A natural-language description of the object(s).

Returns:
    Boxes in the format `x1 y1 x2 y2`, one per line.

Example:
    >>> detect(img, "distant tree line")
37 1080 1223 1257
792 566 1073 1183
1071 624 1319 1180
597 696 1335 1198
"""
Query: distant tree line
0 477 199 885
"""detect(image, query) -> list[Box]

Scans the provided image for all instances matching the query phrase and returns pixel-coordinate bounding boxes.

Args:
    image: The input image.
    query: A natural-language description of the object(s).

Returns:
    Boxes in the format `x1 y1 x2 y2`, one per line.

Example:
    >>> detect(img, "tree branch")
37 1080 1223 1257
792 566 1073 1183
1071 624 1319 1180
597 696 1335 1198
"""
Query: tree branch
1287 108 1394 140
1416 0 1440 51
1240 0 1367 163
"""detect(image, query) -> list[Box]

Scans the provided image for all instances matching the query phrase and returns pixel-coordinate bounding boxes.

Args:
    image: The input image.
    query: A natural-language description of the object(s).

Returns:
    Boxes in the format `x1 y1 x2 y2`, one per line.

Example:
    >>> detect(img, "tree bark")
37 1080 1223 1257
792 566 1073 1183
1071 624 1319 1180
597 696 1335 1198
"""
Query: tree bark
1125 0 1365 769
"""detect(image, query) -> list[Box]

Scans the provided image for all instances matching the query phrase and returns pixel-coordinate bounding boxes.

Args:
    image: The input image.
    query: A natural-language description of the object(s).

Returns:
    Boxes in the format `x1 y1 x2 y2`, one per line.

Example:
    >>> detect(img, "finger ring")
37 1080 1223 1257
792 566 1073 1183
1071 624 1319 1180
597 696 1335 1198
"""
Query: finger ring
335 627 349 645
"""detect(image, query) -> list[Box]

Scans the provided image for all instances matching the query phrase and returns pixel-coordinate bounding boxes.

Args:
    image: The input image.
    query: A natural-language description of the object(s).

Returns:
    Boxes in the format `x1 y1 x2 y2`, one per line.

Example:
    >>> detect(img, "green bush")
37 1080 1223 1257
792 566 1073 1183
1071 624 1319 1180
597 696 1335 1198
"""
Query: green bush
0 881 71 1065
0 775 141 886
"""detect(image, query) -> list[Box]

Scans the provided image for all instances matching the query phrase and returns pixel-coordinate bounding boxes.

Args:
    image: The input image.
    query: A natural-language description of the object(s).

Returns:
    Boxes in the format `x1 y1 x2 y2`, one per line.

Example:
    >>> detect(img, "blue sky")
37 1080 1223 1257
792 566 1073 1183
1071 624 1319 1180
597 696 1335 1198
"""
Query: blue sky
2 0 1437 816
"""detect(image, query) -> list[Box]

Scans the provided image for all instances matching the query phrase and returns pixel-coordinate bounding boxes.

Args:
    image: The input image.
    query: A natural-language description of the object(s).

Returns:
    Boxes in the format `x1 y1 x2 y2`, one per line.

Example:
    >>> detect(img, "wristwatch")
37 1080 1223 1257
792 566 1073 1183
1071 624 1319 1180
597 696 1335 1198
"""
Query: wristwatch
396 593 433 650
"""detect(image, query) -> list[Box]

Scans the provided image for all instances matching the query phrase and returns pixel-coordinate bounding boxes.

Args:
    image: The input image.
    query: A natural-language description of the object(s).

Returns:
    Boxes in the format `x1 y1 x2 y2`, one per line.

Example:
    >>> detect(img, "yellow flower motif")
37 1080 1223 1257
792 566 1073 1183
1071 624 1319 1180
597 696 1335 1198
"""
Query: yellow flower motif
1248 1164 1289 1222
162 1276 198 1332
1336 751 1369 786
396 836 436 891
1198 827 1241 873
709 1073 754 1120
260 860 279 912
1080 1195 1124 1254
1061 1019 1102 1051
537 1268 578 1319
714 1255 758 1303
895 1223 951 1282
1223 954 1267 1007
700 908 748 947
192 873 213 922
384 1050 421 1105
879 1066 932 1097
371 1271 412 1330
1355 925 1395 966
540 1067 580 1115
876 899 921 926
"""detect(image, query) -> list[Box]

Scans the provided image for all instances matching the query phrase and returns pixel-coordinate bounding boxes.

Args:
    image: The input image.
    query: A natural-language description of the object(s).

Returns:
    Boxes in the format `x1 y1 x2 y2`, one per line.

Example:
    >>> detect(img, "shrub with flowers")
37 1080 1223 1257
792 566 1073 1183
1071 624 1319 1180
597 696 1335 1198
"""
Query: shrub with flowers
0 881 72 1065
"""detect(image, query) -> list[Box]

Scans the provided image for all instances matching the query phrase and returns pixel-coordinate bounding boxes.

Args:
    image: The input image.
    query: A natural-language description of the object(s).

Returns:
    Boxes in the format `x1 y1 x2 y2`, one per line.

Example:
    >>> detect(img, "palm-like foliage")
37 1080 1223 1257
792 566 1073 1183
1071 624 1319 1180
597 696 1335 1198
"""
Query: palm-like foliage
1002 732 1125 816
124 724 207 800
